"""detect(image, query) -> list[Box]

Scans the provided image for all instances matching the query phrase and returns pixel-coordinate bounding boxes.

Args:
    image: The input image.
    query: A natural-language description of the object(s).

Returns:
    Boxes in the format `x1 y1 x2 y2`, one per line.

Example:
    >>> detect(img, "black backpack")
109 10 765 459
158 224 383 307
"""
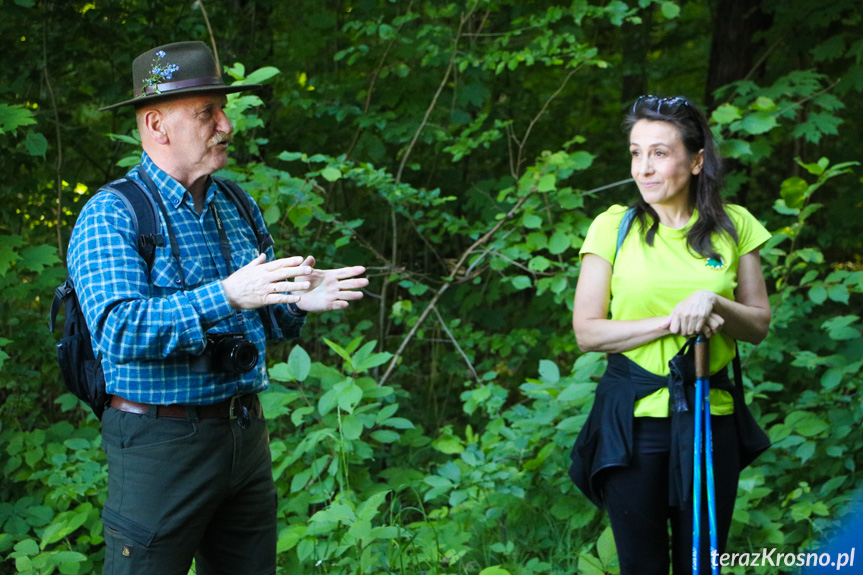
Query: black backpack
49 170 273 419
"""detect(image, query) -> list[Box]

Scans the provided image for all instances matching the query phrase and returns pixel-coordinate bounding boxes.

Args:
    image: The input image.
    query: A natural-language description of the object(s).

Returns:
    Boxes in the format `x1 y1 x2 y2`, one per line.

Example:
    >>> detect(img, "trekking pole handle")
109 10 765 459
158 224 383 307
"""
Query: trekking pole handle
694 334 710 379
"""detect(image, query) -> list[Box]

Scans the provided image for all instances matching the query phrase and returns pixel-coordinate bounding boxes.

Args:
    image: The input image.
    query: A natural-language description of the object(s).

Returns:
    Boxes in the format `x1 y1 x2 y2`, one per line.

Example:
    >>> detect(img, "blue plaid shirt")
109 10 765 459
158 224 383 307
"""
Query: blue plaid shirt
68 153 305 405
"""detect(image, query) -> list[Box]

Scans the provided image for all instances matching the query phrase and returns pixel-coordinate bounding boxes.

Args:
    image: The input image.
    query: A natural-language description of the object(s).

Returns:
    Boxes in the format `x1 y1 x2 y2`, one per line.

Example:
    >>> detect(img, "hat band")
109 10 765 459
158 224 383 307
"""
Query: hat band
136 76 225 97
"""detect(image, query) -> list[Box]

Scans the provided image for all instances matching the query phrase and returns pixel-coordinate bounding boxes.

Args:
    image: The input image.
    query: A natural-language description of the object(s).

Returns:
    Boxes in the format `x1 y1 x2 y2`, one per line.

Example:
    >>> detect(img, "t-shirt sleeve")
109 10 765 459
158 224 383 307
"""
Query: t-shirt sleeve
579 204 630 264
727 204 772 255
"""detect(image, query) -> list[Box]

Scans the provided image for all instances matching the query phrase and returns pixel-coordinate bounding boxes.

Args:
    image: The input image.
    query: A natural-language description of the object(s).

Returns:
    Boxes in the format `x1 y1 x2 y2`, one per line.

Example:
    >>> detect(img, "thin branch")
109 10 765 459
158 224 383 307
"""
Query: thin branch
379 193 529 385
433 307 481 384
514 68 579 176
582 178 634 197
43 5 63 258
406 214 449 274
775 78 841 119
742 37 783 84
344 0 414 159
396 8 474 182
195 1 220 74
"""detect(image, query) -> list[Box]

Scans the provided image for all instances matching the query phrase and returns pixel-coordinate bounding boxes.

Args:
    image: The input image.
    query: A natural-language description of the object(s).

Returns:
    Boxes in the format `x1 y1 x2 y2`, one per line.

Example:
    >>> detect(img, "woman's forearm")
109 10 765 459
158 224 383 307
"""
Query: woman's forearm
573 315 671 354
711 293 771 344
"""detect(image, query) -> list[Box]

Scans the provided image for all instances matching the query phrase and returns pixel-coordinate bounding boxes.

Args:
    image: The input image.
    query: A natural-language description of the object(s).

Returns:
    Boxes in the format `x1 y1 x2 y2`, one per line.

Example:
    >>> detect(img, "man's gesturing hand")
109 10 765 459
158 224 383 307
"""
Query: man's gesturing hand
293 256 369 313
222 253 312 310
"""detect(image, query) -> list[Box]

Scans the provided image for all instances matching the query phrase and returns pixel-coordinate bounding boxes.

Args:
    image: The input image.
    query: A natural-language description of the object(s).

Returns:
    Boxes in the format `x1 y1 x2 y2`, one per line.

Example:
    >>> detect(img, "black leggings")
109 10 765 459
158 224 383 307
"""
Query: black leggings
601 415 740 575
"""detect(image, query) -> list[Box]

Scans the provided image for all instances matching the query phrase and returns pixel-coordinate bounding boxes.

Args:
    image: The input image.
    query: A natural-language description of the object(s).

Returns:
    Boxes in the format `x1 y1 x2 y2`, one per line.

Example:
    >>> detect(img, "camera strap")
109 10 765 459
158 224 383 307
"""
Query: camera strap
138 167 247 333
138 167 188 288
210 199 248 333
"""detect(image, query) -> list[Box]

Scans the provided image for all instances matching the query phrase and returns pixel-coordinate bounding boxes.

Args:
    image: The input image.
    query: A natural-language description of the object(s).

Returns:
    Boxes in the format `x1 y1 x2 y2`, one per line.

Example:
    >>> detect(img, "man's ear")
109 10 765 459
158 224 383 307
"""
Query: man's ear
691 149 704 175
139 108 169 145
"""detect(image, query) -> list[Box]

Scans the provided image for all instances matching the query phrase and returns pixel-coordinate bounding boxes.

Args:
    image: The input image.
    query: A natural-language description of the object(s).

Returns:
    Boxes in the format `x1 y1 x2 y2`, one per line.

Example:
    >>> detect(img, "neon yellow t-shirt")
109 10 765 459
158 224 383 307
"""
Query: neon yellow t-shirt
580 204 771 417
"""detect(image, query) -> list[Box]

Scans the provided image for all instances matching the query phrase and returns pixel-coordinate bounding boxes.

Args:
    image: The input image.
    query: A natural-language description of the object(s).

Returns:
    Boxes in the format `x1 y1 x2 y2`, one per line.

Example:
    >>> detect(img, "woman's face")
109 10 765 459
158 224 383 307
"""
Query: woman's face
629 120 702 210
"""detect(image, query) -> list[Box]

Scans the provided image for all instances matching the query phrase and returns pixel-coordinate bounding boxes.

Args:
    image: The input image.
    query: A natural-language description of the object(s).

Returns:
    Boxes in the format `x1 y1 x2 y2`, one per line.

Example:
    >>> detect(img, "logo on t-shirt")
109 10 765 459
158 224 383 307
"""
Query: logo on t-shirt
706 257 726 270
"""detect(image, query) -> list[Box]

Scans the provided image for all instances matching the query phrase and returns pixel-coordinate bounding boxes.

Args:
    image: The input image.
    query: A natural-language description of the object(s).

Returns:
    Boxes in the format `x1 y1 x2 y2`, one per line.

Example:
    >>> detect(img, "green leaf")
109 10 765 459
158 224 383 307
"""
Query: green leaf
287 345 312 382
538 359 560 384
597 525 617 566
739 112 778 135
548 230 571 254
278 151 303 162
797 441 815 463
522 213 543 228
796 419 829 438
341 414 363 440
318 389 339 416
381 417 415 429
263 204 280 225
511 275 532 290
780 177 808 210
797 157 828 176
826 284 850 304
537 174 556 192
323 338 354 367
820 366 844 390
822 315 860 340
290 468 312 493
337 382 364 412
25 131 49 157
321 166 342 182
370 430 400 443
240 66 281 84
578 553 606 575
0 103 37 134
354 352 393 373
719 139 751 159
660 2 680 19
570 150 595 170
711 104 742 125
752 96 777 111
558 382 593 402
432 434 464 454
809 285 827 305
290 405 314 427
479 567 512 575
528 255 551 272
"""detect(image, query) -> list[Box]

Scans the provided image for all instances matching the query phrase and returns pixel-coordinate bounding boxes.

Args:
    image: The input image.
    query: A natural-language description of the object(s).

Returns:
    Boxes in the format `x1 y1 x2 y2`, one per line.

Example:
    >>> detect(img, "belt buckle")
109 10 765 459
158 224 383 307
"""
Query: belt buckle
229 396 250 430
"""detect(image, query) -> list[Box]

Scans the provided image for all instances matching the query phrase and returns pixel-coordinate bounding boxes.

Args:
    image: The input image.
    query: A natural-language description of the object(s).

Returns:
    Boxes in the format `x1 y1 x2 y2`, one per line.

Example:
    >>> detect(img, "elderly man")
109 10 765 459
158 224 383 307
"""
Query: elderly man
68 41 367 574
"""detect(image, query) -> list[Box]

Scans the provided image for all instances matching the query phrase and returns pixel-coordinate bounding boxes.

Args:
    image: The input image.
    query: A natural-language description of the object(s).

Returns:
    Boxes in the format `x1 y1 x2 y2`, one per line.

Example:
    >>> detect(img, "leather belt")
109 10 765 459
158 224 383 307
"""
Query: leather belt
109 394 260 420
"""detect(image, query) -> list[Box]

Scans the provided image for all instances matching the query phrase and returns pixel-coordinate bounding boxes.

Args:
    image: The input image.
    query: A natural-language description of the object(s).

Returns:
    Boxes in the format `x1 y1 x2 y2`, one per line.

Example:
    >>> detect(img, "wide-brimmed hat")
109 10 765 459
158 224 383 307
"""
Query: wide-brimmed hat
99 41 261 111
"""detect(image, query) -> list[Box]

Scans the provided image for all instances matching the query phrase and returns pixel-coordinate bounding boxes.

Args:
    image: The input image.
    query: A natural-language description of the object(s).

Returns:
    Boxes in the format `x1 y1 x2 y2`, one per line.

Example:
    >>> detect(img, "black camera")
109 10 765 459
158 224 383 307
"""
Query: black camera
190 333 259 374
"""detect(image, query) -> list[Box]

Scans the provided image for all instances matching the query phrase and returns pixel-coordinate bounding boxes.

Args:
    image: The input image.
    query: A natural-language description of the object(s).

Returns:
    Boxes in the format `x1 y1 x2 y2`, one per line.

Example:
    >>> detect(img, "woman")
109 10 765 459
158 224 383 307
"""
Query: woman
568 95 772 574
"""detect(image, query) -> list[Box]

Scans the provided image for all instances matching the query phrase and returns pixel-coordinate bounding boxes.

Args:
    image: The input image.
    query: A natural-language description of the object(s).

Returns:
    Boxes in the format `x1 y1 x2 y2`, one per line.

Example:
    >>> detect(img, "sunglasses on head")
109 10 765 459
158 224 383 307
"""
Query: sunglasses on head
632 94 690 115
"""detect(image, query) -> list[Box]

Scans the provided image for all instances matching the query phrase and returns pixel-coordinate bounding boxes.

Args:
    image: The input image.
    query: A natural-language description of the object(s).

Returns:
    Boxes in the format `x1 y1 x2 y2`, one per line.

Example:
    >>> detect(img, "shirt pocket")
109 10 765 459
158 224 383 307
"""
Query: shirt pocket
231 247 261 273
149 249 207 293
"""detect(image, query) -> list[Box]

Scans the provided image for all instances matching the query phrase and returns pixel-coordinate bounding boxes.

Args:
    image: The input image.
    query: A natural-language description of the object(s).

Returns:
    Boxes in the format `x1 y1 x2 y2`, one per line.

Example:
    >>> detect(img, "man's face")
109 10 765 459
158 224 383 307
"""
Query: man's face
162 93 233 183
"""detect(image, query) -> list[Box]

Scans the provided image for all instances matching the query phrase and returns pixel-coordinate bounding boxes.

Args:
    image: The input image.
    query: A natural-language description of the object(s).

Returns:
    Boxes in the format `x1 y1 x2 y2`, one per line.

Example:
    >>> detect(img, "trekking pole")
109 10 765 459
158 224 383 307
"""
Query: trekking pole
693 334 720 574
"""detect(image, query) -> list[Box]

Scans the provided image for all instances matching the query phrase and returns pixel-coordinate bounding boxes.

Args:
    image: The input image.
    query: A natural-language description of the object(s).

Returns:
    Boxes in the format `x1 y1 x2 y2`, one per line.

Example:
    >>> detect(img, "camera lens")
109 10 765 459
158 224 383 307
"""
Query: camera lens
214 336 259 374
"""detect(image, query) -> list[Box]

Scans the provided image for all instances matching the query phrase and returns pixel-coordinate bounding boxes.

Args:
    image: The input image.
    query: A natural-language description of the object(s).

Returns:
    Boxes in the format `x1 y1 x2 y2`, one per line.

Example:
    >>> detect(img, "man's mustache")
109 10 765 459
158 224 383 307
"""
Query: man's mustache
209 131 232 147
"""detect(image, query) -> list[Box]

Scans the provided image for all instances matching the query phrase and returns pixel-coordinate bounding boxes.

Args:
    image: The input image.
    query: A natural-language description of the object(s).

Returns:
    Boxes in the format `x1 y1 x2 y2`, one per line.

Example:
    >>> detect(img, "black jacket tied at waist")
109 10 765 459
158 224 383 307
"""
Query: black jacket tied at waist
568 340 770 509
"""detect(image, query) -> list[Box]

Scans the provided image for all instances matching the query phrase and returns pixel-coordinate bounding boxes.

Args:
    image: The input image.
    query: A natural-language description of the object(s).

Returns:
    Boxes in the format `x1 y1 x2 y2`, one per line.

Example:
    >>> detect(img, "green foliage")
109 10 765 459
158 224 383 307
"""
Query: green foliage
0 420 104 574
1 0 862 573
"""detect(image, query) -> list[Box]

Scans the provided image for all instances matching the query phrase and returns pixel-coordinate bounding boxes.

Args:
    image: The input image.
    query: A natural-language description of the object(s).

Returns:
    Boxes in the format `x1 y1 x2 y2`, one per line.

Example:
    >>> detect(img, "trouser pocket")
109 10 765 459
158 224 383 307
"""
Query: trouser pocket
102 507 156 547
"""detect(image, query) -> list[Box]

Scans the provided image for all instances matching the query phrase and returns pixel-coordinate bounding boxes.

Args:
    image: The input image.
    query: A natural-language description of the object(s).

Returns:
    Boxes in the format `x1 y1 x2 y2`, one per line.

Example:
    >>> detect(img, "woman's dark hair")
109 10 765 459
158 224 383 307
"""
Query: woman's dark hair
623 95 737 261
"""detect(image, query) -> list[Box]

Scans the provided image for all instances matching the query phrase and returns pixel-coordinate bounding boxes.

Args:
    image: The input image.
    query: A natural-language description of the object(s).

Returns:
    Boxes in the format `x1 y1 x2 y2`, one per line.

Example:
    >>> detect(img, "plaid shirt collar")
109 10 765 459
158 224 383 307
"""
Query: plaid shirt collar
140 151 218 211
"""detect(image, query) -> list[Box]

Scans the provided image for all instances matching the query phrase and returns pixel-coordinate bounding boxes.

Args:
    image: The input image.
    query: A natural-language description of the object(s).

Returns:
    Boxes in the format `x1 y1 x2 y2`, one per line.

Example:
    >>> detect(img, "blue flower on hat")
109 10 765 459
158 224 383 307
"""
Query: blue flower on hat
140 50 180 95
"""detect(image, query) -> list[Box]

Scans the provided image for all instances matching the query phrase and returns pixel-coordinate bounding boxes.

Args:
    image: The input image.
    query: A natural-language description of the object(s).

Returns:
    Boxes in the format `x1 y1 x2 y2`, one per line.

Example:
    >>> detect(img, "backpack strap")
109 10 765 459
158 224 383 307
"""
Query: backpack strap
49 278 74 333
51 178 163 333
214 177 275 254
103 178 164 270
612 206 637 270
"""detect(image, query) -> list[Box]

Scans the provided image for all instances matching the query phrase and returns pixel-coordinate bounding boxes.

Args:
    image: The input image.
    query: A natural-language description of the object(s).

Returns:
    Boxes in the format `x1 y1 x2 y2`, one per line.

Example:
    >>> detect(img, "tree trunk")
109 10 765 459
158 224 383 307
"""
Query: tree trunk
705 0 772 106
